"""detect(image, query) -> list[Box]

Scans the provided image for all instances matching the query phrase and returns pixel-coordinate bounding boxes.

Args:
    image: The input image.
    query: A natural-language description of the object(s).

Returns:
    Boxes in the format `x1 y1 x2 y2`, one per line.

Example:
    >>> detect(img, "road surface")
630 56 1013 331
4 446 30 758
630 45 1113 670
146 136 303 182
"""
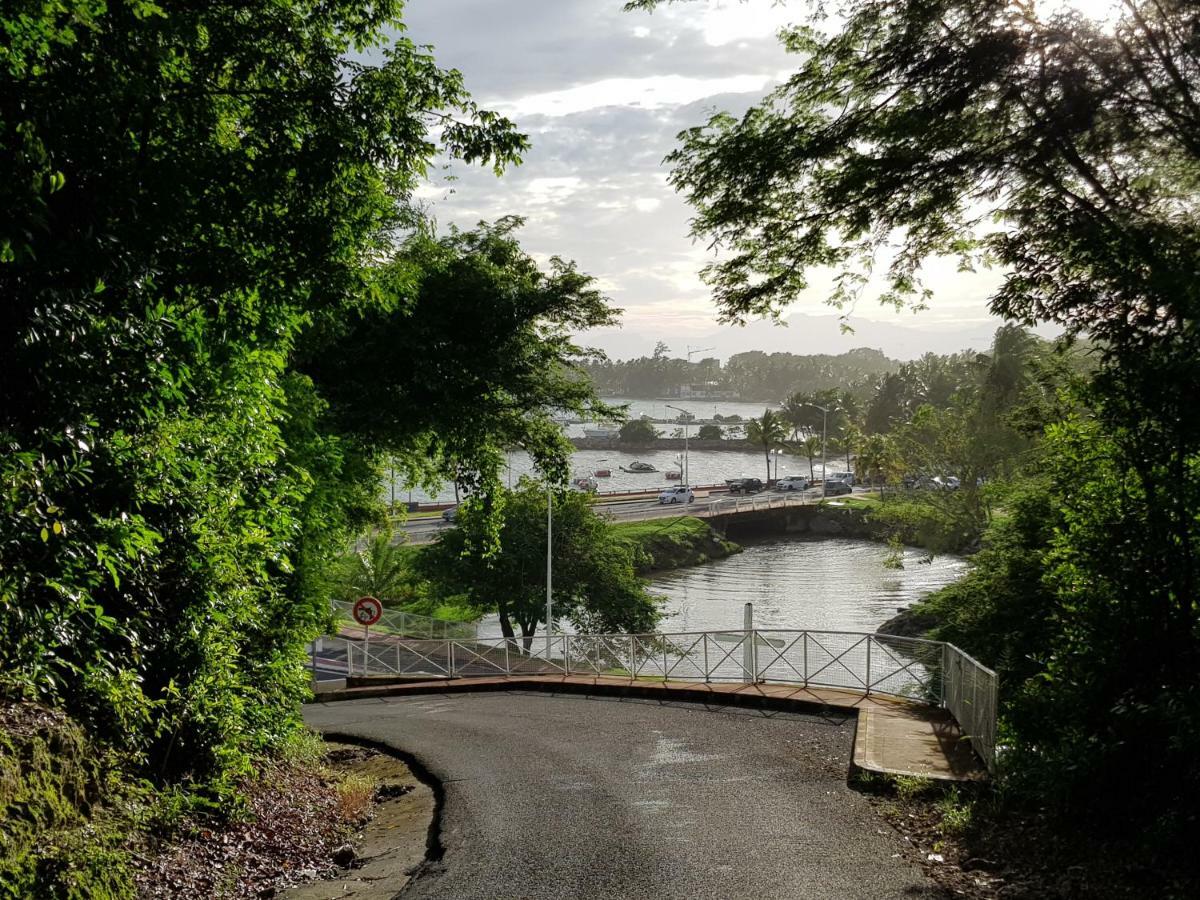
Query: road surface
399 486 842 544
305 692 936 899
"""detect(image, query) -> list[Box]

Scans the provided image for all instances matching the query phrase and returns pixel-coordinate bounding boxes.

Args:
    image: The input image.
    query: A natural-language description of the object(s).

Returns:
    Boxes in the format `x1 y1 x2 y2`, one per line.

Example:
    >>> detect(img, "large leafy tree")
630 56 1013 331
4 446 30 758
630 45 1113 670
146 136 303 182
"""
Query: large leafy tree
634 0 1200 819
0 0 611 793
420 481 660 646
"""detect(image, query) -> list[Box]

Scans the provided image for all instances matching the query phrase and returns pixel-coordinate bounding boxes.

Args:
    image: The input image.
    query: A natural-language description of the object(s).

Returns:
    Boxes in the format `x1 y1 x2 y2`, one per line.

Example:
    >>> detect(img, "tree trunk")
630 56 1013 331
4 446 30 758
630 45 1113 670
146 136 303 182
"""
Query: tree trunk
520 621 536 655
496 607 516 657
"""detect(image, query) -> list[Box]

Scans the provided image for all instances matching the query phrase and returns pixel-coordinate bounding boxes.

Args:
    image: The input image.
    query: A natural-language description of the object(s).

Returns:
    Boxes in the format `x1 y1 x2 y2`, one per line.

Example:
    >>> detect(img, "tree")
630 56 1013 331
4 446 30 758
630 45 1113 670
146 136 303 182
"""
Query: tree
745 410 789 484
697 424 723 440
331 533 420 606
0 0 596 802
619 418 660 443
796 435 823 483
636 0 1200 824
420 481 660 647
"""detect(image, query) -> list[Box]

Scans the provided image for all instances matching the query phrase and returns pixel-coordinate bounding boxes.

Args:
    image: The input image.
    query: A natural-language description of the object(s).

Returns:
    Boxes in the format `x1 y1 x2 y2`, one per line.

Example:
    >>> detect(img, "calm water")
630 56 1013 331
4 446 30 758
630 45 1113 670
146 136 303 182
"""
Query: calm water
385 397 808 504
651 537 966 634
474 537 965 639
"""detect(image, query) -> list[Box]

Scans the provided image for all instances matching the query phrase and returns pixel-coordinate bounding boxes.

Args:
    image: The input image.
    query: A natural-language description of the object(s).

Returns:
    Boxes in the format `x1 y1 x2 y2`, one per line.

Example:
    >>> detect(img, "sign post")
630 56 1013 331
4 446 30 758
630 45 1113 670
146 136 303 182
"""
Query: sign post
352 596 383 676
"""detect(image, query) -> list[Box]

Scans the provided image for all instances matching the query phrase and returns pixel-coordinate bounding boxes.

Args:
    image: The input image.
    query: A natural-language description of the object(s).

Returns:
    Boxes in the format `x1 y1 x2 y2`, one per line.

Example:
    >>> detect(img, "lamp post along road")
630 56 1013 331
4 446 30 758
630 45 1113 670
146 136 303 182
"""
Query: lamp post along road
665 404 692 485
803 403 834 500
546 482 553 660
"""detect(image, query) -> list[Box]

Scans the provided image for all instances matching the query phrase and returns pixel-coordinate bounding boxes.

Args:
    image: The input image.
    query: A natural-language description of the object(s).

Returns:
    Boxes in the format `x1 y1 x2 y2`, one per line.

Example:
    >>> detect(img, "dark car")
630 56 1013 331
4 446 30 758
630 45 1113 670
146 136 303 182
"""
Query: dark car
822 480 852 496
727 477 764 494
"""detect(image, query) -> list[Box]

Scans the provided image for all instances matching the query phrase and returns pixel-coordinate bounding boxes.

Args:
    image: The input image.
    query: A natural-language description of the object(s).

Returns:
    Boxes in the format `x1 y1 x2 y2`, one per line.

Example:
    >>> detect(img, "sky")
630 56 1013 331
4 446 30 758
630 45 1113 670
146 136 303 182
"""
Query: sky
397 0 1089 362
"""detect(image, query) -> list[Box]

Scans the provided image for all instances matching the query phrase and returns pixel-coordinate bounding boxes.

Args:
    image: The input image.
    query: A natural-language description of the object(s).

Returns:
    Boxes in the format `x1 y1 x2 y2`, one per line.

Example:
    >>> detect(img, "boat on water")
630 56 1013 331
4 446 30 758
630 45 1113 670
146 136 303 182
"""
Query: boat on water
593 468 612 478
665 471 682 480
571 475 599 493
620 461 658 473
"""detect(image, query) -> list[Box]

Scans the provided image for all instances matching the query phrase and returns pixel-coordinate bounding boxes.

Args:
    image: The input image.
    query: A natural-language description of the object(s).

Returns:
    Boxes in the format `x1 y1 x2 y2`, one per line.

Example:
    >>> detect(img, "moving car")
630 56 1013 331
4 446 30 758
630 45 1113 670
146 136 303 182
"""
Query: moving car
775 475 810 491
829 472 855 486
822 480 852 496
441 505 459 522
658 485 695 504
726 477 764 494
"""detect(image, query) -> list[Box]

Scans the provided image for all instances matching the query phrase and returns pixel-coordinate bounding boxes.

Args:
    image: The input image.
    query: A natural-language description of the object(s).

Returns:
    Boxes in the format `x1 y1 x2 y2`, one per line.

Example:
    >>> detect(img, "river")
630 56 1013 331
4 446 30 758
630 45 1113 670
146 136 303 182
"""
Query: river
475 536 965 639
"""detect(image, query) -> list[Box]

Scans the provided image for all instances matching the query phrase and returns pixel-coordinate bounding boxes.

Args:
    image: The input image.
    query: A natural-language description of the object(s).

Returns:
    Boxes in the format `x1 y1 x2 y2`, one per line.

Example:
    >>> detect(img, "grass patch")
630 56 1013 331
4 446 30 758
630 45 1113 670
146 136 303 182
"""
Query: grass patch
612 516 741 573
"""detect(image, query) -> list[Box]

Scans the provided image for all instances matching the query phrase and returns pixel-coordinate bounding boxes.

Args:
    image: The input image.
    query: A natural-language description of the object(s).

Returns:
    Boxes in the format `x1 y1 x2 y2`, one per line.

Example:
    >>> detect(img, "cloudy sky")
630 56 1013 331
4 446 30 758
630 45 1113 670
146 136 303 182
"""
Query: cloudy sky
397 0 1061 361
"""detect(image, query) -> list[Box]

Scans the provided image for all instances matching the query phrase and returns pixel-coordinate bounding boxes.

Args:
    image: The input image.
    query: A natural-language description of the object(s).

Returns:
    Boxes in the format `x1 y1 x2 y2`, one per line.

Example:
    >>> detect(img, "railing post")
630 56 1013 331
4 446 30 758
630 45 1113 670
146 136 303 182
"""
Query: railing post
663 641 669 682
449 640 456 677
865 636 872 696
751 630 759 682
703 635 710 683
940 643 948 706
395 642 400 674
564 636 571 675
629 635 636 679
504 638 511 676
310 641 317 681
802 632 808 687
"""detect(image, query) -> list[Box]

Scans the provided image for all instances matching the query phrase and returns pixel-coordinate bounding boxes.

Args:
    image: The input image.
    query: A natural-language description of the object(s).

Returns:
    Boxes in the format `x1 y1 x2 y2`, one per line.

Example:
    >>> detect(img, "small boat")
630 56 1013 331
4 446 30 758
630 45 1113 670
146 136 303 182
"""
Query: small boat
665 471 682 480
620 461 658 473
593 468 612 478
571 476 598 493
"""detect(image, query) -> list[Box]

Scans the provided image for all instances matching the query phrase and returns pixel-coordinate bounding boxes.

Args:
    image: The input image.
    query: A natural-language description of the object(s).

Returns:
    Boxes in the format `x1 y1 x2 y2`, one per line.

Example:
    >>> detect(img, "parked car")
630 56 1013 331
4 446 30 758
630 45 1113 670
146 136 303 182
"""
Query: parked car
829 471 855 486
726 477 764 494
441 505 459 522
775 475 810 491
822 480 852 496
658 485 695 504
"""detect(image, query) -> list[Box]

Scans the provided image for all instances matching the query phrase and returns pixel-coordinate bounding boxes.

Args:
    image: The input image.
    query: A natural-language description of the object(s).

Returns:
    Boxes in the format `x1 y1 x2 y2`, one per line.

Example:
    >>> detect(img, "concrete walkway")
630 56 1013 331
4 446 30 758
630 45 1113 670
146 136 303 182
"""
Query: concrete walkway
312 674 986 781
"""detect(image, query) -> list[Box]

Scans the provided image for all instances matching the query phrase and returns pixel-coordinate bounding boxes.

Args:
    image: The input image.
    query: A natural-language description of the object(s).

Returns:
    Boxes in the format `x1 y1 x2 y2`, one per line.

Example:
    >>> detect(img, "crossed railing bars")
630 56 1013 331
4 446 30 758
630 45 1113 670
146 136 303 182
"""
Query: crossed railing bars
310 627 997 771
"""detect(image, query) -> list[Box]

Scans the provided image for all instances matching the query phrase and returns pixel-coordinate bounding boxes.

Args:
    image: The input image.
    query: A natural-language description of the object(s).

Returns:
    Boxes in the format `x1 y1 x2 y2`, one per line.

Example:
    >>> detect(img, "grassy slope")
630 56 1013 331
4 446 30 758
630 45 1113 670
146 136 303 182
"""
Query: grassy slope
611 516 741 573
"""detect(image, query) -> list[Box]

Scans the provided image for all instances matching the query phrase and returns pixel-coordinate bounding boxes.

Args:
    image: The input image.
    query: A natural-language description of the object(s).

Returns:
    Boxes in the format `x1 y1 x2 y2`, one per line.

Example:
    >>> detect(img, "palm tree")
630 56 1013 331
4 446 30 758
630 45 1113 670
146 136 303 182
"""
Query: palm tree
336 531 413 602
841 422 863 476
799 435 822 482
745 409 789 484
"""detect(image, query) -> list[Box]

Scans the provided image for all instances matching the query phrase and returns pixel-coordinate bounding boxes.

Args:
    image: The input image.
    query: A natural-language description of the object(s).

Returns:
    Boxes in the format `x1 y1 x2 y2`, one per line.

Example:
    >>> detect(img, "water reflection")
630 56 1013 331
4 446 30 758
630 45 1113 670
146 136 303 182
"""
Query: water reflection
474 537 966 639
652 537 966 634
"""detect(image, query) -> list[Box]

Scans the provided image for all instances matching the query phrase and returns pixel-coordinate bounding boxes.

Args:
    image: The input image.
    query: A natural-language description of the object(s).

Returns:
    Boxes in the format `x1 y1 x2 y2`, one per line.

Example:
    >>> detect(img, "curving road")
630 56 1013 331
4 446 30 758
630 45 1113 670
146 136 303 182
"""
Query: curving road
305 692 937 899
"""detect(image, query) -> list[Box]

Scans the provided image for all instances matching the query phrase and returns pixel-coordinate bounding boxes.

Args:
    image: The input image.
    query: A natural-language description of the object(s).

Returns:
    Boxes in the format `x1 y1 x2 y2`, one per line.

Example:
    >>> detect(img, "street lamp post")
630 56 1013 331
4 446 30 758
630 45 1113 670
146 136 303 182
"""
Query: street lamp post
804 403 832 500
546 481 553 660
665 404 692 485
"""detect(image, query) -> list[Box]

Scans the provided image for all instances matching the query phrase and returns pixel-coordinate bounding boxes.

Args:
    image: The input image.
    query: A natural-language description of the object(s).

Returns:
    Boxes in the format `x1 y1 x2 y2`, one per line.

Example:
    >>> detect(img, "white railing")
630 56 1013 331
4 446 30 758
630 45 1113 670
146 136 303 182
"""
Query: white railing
942 644 998 773
705 491 818 517
311 627 998 771
330 599 477 640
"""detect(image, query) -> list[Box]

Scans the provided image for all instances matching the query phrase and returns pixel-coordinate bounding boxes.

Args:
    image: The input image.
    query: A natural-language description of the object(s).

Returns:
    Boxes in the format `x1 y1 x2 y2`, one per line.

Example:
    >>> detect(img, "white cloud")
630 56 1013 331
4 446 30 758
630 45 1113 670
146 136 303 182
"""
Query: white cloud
497 74 773 118
633 197 661 213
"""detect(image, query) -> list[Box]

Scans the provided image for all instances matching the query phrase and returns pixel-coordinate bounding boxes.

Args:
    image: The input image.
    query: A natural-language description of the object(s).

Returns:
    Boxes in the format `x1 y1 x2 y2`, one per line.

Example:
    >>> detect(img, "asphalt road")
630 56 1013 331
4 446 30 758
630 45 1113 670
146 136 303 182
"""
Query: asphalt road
305 692 936 899
399 486 839 545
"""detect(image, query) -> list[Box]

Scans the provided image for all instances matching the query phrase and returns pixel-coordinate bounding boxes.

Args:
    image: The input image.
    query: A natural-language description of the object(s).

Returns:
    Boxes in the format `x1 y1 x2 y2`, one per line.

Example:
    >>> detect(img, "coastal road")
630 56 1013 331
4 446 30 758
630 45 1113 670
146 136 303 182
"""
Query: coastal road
305 692 936 899
398 486 840 545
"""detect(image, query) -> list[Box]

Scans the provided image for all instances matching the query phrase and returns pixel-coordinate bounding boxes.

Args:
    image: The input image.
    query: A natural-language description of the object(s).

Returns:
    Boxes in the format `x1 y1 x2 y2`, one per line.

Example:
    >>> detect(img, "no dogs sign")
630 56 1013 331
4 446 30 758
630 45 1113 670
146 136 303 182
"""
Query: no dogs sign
352 595 383 627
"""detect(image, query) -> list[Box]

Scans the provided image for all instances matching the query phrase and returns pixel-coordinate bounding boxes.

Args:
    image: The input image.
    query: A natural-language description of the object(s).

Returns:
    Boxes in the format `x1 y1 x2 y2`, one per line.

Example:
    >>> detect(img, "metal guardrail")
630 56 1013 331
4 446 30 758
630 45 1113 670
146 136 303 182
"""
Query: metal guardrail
330 599 478 640
311 627 998 771
705 491 819 517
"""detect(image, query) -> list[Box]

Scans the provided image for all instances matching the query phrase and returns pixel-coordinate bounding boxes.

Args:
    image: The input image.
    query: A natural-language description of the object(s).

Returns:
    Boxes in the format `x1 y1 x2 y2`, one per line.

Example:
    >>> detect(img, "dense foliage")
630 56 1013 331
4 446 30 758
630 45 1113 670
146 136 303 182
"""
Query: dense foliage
636 0 1200 828
0 0 613 809
420 481 661 645
581 345 897 400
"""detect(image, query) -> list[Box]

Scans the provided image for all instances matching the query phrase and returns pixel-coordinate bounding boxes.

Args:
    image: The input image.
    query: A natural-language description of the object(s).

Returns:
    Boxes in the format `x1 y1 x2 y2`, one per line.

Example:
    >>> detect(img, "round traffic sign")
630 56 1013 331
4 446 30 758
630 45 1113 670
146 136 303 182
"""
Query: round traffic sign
352 595 383 627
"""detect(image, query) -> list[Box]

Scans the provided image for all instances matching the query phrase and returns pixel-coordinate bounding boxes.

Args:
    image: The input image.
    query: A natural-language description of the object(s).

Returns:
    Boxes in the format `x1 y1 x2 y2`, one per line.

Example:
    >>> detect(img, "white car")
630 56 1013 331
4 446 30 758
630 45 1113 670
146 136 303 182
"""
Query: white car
441 506 459 522
829 472 855 486
658 485 695 504
776 475 810 491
